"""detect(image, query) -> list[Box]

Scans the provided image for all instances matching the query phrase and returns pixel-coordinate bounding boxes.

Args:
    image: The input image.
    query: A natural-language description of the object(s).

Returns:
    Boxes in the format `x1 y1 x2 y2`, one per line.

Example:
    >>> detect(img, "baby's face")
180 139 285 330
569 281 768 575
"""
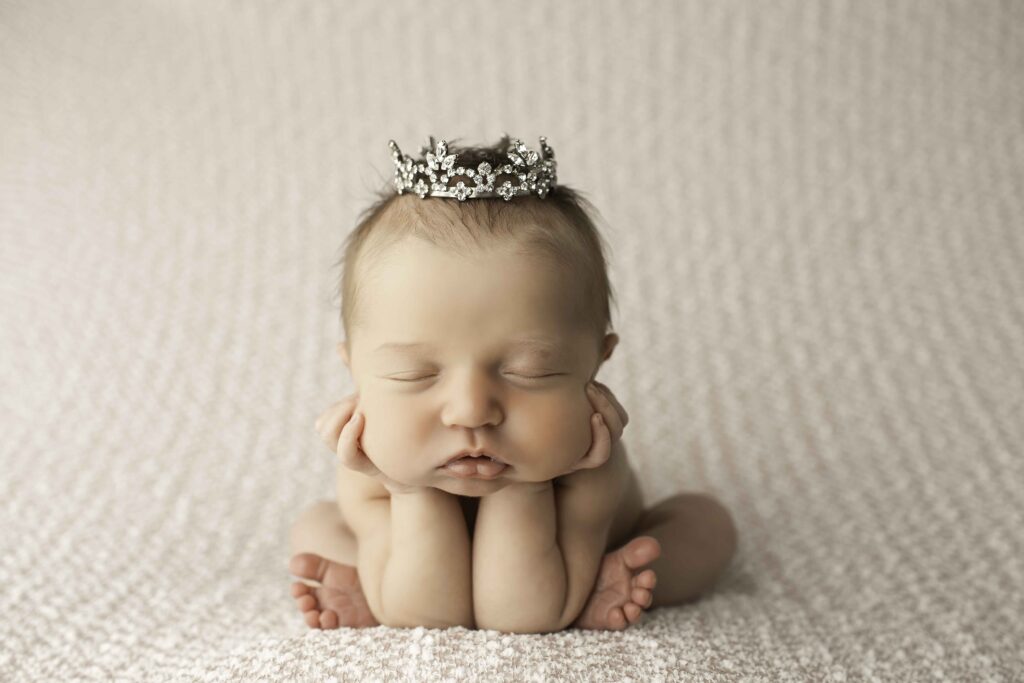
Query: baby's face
342 235 612 496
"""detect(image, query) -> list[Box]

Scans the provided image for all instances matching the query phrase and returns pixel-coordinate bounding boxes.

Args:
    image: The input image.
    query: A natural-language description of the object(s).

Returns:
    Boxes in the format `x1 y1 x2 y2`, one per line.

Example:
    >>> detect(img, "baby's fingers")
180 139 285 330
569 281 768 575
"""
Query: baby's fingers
336 411 374 474
582 412 613 470
586 382 628 441
593 381 629 428
314 395 358 451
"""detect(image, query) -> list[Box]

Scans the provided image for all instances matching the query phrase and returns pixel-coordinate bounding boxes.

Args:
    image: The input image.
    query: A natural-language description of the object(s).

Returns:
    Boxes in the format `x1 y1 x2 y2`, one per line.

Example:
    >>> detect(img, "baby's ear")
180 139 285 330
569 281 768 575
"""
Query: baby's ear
601 333 619 363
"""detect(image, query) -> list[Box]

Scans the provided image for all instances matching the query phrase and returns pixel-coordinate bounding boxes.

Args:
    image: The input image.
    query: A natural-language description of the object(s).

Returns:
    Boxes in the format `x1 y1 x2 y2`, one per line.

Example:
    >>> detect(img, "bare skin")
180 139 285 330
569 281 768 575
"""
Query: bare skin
288 501 663 631
572 536 661 629
289 230 738 630
290 380 663 631
289 381 738 631
290 551 377 629
289 486 737 630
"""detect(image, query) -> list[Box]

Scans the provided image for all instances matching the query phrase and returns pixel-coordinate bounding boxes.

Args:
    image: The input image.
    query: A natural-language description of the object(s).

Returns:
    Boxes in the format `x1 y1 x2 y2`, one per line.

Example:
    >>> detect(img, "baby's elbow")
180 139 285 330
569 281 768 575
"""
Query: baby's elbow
380 610 476 630
378 596 475 629
473 607 563 635
474 618 563 635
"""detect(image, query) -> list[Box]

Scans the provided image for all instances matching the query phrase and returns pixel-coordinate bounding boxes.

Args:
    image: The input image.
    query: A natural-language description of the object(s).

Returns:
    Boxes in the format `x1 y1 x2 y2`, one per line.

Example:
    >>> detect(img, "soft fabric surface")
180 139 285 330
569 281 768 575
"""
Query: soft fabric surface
2 1 1022 680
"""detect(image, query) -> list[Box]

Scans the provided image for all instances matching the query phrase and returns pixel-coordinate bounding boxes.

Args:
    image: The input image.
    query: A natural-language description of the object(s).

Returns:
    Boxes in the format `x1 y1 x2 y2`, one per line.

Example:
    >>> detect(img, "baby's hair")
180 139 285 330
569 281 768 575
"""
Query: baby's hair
331 134 618 356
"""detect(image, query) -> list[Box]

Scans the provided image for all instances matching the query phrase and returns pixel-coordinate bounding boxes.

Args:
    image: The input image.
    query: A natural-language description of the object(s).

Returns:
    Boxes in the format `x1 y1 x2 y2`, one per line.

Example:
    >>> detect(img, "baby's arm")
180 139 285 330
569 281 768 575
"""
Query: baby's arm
471 479 561 633
321 397 473 628
378 488 474 628
473 416 626 633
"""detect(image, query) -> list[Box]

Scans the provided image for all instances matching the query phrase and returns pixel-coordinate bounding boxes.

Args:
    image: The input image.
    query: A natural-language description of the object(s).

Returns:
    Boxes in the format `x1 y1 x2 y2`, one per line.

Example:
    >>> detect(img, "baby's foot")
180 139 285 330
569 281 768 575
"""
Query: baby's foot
570 536 661 630
288 553 379 629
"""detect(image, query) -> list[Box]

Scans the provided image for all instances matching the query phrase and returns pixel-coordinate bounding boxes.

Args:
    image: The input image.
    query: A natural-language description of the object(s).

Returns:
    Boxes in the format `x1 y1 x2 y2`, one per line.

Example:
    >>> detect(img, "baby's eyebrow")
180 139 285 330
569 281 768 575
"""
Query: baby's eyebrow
375 341 431 353
375 338 563 356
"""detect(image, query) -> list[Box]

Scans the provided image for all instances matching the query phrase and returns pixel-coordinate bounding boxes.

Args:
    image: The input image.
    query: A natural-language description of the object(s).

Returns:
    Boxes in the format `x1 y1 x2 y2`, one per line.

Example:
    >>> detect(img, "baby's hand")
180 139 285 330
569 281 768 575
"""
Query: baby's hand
586 380 629 444
559 381 629 476
314 395 421 495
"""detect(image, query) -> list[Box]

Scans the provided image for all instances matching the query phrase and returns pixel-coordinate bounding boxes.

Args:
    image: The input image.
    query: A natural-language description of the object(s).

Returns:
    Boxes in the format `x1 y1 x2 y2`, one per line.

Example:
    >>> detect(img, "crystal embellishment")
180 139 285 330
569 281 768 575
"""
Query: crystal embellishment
389 136 557 201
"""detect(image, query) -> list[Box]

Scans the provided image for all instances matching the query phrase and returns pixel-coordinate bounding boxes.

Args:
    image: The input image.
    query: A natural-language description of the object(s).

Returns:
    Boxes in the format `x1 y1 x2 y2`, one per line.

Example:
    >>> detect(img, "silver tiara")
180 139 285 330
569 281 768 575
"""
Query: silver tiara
388 136 557 201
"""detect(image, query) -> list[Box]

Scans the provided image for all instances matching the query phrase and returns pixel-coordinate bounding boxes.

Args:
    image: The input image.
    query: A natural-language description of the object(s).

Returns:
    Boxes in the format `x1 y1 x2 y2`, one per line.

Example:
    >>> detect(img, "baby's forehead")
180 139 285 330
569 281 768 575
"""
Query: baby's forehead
364 235 575 298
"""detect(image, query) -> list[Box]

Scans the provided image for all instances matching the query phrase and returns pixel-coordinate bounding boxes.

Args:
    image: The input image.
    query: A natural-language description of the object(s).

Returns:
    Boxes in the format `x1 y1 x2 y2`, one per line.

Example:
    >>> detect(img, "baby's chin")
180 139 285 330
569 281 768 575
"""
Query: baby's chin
433 481 498 497
432 468 514 492
428 479 504 498
429 466 547 496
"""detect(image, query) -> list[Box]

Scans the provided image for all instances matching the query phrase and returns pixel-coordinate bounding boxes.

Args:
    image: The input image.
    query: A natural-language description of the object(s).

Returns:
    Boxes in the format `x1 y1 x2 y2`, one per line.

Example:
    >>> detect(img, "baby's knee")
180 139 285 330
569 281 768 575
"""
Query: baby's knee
289 499 341 546
692 494 738 563
293 499 338 524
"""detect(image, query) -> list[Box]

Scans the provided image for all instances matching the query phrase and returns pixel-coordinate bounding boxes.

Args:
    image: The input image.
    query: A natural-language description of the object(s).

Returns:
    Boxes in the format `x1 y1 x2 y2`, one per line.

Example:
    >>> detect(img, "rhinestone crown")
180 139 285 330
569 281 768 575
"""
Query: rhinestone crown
388 136 557 201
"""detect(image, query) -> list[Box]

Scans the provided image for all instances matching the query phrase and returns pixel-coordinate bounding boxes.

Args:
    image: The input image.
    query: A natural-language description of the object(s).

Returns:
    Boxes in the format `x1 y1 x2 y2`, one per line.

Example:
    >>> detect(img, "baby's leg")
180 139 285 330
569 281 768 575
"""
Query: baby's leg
289 500 357 564
287 500 379 628
631 493 738 607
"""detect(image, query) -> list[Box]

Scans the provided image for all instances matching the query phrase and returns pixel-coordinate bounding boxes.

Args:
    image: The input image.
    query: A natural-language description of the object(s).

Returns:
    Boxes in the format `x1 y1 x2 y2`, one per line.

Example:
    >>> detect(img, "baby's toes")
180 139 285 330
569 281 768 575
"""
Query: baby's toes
622 536 661 569
303 609 322 629
632 586 653 609
319 609 339 629
296 593 317 612
291 582 311 599
634 568 657 590
607 606 628 630
289 552 329 583
622 602 643 623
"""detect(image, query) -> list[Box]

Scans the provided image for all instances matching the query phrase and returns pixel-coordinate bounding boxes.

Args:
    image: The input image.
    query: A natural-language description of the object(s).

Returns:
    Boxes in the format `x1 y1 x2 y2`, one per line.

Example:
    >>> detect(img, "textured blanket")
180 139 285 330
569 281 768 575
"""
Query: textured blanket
2 0 1022 680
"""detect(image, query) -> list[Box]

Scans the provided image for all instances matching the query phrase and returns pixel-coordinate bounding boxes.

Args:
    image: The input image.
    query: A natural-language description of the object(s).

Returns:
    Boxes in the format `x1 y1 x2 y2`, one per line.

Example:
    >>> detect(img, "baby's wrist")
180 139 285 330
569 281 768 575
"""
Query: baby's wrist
386 483 432 497
506 480 554 495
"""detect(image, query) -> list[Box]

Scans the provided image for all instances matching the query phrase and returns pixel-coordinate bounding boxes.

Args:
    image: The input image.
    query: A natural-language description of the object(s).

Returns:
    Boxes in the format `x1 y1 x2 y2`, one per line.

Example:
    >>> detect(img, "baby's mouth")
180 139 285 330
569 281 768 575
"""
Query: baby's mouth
441 455 508 478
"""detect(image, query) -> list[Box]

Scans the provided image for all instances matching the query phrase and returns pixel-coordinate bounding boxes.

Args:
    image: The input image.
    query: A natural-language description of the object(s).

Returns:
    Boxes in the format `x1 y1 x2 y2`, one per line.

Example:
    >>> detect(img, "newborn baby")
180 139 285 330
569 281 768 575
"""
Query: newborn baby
288 137 738 633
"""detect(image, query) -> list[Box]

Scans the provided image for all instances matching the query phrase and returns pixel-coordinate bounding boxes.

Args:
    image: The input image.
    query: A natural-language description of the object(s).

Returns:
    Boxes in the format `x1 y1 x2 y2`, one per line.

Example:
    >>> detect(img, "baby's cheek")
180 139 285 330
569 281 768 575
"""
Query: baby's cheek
524 393 594 461
355 396 409 464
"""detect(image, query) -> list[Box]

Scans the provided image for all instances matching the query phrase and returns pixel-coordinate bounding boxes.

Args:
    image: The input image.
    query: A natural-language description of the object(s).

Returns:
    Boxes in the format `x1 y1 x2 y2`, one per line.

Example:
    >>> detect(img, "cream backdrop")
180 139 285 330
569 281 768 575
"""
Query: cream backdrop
2 0 1022 680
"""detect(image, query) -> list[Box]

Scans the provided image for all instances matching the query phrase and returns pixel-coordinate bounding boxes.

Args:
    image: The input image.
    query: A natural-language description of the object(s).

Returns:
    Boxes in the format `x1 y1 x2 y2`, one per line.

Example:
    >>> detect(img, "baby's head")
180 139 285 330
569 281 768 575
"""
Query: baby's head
332 137 619 495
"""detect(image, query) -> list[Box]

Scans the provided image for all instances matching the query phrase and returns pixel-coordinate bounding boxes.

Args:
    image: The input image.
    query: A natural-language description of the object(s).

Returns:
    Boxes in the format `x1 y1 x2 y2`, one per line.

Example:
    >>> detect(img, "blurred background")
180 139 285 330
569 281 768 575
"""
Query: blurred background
2 1 1022 679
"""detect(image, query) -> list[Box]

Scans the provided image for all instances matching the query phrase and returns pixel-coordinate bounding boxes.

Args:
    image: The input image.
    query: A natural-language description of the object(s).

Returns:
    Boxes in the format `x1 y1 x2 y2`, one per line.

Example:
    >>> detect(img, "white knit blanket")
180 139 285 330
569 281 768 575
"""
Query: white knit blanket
2 0 1022 680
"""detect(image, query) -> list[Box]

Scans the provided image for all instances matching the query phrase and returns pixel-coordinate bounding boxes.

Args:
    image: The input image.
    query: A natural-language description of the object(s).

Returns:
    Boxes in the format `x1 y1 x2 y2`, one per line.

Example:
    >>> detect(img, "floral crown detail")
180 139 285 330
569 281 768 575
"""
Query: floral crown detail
388 136 557 201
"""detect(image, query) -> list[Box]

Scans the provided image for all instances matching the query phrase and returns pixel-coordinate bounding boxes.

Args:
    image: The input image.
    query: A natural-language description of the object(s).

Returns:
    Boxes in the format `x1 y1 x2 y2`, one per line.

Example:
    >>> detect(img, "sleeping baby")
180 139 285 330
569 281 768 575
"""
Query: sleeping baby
287 136 738 633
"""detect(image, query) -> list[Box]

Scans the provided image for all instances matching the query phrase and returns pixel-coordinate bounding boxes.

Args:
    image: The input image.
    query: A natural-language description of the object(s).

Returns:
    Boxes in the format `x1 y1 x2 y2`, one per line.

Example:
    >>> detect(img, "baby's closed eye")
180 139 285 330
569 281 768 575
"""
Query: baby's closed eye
383 369 567 382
